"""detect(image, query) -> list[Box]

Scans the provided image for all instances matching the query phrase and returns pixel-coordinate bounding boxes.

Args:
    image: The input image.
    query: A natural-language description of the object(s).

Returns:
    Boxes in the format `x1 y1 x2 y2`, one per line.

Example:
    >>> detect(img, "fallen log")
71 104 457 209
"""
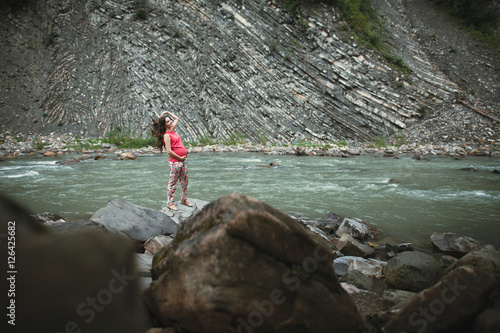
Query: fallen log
458 99 499 122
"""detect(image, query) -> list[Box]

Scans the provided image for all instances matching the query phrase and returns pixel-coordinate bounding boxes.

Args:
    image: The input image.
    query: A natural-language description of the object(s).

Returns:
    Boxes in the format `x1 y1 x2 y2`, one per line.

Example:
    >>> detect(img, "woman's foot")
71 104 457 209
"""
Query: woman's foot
167 204 178 211
181 200 193 207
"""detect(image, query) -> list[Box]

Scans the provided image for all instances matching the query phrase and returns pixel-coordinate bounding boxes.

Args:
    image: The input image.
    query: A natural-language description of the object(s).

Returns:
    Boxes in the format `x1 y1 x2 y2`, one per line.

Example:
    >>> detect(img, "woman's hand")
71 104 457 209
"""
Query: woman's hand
179 155 187 162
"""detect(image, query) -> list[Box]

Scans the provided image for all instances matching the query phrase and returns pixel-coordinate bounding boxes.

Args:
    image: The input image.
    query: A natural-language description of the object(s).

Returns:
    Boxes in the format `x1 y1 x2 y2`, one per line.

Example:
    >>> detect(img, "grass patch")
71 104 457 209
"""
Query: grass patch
394 134 407 147
283 0 411 73
367 136 386 148
133 0 148 20
197 135 218 146
105 127 155 148
222 132 247 146
32 138 49 150
430 0 498 46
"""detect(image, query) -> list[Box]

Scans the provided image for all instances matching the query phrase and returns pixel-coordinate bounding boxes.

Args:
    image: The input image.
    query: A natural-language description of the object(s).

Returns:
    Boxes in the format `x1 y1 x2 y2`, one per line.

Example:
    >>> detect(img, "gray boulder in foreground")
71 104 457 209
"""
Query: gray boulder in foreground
160 198 209 224
91 199 177 242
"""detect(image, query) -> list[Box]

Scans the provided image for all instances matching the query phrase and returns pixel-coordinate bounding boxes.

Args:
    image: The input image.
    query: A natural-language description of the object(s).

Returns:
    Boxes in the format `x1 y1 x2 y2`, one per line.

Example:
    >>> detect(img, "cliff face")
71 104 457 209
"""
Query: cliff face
0 0 493 143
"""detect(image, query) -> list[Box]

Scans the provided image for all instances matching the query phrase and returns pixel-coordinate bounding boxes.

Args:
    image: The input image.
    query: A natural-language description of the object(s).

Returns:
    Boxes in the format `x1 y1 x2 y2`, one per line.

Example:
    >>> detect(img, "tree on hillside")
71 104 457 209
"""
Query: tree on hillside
432 0 497 34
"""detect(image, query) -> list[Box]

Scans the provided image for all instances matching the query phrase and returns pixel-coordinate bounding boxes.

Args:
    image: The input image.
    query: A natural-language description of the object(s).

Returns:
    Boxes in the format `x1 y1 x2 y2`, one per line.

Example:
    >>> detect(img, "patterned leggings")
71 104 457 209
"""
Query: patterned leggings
167 161 189 206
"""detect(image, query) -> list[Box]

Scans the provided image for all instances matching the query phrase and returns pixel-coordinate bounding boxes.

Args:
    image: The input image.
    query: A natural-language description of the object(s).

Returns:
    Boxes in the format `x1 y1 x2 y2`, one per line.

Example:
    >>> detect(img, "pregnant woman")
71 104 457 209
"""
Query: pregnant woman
151 111 192 211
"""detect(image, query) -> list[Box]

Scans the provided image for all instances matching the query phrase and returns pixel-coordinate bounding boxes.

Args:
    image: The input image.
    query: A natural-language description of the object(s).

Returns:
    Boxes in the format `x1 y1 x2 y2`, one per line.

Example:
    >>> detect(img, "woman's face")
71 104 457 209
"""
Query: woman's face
165 117 173 128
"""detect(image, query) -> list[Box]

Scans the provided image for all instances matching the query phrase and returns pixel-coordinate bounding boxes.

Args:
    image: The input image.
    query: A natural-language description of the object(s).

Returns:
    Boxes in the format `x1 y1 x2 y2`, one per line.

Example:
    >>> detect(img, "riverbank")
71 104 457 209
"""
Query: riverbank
32 194 500 332
1 131 499 160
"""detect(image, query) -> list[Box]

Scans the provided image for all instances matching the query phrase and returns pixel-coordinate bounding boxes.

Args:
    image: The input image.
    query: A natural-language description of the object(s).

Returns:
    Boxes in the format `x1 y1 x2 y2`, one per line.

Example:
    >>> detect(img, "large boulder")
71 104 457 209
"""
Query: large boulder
383 266 497 333
384 251 444 292
145 193 364 332
90 199 177 242
0 193 145 332
430 232 479 257
445 244 500 280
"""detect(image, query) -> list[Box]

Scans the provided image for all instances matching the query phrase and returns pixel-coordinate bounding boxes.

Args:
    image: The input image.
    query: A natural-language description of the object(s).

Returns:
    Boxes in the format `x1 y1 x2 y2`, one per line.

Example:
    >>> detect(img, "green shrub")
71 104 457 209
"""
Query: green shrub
285 0 301 16
283 0 411 72
104 127 155 148
270 40 279 53
42 32 55 46
197 135 217 146
223 132 247 146
431 0 497 35
368 136 386 148
383 52 410 74
336 140 347 147
32 138 48 150
417 104 428 117
257 131 268 145
394 134 407 147
133 0 148 20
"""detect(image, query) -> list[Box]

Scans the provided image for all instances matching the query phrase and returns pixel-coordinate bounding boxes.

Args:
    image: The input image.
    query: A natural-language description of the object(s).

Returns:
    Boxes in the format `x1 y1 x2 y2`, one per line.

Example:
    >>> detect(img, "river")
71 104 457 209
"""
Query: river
1 152 499 248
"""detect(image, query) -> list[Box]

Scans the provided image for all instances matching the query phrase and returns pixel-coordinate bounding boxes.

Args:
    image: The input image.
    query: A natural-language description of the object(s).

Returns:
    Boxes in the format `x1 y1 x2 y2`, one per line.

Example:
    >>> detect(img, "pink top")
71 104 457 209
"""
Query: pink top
164 131 187 163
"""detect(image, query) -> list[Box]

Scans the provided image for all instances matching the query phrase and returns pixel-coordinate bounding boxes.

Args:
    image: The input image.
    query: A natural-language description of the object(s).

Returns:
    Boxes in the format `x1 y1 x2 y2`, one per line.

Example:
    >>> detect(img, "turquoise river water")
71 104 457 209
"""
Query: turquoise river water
1 152 499 247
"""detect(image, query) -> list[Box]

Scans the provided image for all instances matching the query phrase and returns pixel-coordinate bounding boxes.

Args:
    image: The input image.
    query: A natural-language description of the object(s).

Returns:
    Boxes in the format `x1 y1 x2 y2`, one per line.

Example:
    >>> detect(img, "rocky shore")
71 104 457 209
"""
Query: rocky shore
9 193 498 333
1 130 499 162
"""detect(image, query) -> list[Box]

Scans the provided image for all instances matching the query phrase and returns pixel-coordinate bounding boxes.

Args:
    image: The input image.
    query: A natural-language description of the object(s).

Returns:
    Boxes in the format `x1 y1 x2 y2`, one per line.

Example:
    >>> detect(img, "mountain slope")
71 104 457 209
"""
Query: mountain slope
0 0 496 144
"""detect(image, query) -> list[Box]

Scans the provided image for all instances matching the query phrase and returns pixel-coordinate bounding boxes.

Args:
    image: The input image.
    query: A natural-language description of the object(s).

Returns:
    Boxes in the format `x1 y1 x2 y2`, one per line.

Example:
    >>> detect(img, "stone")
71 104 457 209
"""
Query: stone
386 242 414 253
160 198 209 224
90 199 177 242
120 152 137 160
440 254 458 269
340 269 374 290
43 151 56 157
322 211 343 223
337 233 375 258
341 282 365 295
382 289 417 308
144 235 174 255
384 251 444 292
306 225 331 241
383 266 498 333
145 194 364 332
445 245 500 280
145 329 176 333
335 217 378 241
94 153 107 160
333 256 387 278
475 298 500 333
31 211 66 224
80 154 92 160
430 232 479 257
46 219 110 234
0 193 146 332
135 253 153 277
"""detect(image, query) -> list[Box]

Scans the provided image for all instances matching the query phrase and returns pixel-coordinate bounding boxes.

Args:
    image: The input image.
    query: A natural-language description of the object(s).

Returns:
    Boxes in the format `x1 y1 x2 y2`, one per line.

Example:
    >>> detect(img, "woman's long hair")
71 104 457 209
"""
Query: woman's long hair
150 115 167 152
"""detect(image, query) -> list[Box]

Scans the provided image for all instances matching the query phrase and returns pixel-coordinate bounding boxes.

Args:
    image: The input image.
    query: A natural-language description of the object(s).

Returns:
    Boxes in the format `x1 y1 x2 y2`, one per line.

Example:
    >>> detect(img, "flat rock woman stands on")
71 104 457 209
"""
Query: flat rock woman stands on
151 111 192 211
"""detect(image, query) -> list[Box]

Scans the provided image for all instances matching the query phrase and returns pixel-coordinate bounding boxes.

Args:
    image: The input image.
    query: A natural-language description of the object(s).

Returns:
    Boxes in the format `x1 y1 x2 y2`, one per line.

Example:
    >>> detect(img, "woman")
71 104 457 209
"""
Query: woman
151 111 192 211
